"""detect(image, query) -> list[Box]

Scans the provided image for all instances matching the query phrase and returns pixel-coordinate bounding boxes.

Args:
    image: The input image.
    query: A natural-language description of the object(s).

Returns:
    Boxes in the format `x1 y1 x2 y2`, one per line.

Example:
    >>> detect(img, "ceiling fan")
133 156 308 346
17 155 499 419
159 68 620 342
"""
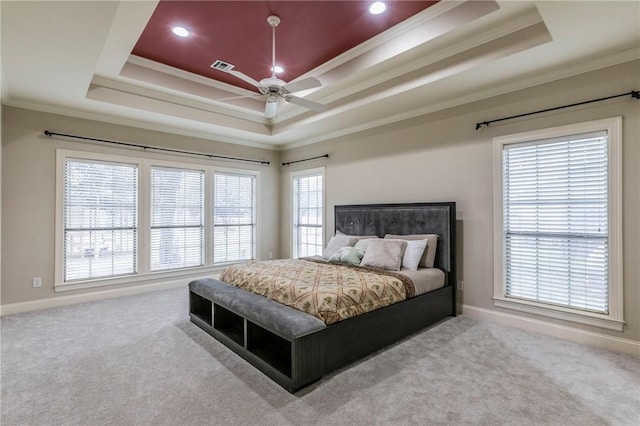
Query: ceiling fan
210 15 328 119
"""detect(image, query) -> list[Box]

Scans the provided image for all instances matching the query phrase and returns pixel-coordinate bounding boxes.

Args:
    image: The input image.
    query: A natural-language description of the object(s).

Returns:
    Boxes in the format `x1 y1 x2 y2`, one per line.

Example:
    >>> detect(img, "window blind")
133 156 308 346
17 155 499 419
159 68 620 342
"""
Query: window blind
293 173 323 258
64 159 137 281
503 132 609 313
213 172 256 263
150 167 204 271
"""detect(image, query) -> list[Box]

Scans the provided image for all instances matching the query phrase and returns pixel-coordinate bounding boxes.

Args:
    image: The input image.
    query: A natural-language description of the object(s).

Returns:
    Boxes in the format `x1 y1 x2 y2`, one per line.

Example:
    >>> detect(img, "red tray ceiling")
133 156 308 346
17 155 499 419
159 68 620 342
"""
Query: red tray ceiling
132 1 438 92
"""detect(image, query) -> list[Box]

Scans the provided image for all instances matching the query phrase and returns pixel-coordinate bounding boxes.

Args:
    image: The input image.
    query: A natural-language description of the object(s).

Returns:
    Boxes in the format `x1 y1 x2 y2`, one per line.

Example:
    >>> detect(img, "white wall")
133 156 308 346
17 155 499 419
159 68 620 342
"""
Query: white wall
280 60 640 343
1 107 281 306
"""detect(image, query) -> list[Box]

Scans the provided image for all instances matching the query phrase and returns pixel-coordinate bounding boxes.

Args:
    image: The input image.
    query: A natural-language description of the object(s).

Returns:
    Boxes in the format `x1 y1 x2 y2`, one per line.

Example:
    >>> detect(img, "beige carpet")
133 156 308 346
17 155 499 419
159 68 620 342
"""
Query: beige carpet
1 287 638 425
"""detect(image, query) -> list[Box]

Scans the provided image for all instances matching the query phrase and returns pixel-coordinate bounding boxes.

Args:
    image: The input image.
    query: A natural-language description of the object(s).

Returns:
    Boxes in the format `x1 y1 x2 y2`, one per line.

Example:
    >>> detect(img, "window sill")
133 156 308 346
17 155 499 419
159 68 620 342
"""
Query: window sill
54 265 227 293
493 297 624 332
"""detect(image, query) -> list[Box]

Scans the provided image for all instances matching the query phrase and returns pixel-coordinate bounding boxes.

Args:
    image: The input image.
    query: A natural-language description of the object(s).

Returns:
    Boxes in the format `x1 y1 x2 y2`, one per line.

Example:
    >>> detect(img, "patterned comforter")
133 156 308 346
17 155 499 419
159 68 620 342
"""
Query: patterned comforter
219 258 415 325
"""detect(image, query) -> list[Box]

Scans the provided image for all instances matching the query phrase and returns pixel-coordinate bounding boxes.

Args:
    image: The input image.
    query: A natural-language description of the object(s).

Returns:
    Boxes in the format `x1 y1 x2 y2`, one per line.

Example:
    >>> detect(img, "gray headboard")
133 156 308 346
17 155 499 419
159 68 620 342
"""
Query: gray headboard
334 203 456 276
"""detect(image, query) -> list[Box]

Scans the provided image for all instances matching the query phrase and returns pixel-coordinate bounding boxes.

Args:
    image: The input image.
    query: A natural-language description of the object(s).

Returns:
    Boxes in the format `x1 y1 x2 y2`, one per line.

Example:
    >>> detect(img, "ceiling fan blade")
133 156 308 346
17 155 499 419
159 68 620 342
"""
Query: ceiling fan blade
264 100 278 118
281 77 321 94
213 93 262 102
285 95 327 113
225 69 265 90
211 60 265 89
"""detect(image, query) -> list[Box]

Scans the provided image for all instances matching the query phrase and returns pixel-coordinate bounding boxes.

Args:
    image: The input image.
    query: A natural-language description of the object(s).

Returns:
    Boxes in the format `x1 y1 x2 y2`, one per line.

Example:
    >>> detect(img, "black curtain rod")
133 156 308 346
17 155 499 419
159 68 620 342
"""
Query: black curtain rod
282 154 329 166
43 130 270 165
475 90 639 130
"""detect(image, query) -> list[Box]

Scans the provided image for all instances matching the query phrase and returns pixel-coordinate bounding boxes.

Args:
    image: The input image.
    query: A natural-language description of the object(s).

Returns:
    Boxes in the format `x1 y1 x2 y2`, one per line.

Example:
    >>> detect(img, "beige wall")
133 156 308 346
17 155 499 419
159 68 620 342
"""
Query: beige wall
0 68 3 308
281 60 640 341
1 107 281 305
2 61 638 343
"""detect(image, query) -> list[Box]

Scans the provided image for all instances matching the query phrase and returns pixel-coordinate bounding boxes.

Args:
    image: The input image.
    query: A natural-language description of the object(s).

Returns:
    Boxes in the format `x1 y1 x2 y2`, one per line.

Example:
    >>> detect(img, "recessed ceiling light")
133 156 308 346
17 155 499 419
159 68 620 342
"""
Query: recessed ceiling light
369 2 386 15
171 26 189 37
271 66 284 74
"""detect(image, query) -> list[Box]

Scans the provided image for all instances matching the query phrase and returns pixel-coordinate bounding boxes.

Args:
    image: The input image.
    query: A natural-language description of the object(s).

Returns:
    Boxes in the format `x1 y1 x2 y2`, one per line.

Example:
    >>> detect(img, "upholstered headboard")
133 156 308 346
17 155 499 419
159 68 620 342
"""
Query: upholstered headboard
334 203 456 277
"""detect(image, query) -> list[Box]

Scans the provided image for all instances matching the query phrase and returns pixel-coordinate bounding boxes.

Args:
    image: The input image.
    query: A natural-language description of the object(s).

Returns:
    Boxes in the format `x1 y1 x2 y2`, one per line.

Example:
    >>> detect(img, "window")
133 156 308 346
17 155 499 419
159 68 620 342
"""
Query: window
213 172 256 264
63 159 137 281
57 150 260 291
493 117 623 331
292 168 324 258
150 167 204 271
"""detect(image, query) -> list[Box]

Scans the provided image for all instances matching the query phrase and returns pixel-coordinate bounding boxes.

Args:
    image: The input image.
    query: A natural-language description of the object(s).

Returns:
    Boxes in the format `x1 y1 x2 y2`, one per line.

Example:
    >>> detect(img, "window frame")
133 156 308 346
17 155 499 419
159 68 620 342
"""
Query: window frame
60 156 139 283
291 167 325 259
55 149 260 292
149 165 205 272
212 169 258 265
492 117 624 331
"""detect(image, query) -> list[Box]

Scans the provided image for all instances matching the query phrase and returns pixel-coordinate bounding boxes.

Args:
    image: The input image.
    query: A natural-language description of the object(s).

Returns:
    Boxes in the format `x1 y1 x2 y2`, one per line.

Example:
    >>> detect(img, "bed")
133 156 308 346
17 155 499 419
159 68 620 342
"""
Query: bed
189 202 456 392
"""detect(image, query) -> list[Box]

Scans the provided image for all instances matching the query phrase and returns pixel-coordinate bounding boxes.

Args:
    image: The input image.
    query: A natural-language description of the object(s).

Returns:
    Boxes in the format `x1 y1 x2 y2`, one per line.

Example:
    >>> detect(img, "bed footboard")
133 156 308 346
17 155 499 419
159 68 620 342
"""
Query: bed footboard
189 279 326 392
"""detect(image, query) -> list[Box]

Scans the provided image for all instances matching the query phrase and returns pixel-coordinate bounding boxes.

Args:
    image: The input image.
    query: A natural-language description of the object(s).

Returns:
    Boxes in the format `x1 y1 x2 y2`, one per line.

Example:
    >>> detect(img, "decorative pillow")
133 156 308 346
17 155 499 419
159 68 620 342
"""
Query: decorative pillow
385 239 428 271
359 239 407 271
322 235 357 259
385 234 438 268
328 246 365 266
354 237 380 251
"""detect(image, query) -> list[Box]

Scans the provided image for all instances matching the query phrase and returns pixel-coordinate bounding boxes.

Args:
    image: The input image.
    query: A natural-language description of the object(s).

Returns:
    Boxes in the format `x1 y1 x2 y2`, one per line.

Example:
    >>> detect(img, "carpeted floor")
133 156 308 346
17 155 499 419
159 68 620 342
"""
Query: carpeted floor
1 287 638 425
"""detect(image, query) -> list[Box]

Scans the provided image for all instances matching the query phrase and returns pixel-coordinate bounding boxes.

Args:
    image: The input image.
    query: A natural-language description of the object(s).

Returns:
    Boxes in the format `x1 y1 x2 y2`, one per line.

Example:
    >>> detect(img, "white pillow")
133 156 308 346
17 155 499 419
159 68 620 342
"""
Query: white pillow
322 235 357 259
385 234 438 268
400 239 428 271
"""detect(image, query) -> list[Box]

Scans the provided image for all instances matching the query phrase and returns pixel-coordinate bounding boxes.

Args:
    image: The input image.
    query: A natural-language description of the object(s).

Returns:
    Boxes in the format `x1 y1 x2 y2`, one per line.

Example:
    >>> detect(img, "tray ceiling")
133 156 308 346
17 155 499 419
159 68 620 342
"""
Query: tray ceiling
1 1 638 149
133 1 437 92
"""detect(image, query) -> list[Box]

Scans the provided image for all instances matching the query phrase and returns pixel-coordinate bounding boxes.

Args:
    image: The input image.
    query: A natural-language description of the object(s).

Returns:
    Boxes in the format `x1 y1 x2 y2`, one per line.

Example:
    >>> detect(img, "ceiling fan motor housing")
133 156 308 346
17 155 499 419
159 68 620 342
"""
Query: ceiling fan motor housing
260 77 287 89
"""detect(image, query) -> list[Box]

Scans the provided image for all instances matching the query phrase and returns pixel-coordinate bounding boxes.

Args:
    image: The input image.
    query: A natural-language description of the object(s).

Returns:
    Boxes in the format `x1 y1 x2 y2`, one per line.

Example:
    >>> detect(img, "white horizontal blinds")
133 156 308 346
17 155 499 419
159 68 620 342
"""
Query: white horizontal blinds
64 159 137 282
293 173 323 258
150 167 204 271
213 172 256 263
503 132 609 313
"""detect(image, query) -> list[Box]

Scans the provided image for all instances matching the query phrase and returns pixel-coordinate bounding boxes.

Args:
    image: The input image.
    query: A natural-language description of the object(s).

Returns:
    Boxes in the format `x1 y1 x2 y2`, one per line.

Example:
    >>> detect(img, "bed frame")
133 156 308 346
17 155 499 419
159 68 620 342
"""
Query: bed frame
189 202 456 392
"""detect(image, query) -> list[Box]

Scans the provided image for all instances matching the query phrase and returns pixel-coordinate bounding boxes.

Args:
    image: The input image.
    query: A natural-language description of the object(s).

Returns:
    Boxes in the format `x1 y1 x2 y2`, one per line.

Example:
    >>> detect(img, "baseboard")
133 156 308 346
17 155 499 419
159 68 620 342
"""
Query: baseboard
462 304 640 357
0 273 218 316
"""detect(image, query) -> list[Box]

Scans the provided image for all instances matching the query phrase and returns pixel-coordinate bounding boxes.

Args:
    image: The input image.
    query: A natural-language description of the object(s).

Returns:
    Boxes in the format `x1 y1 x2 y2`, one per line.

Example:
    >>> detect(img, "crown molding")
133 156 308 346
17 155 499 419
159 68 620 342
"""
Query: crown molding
4 48 636 153
2 98 279 151
127 55 257 97
294 1 468 81
276 7 545 123
280 49 640 150
91 75 267 124
330 9 544 104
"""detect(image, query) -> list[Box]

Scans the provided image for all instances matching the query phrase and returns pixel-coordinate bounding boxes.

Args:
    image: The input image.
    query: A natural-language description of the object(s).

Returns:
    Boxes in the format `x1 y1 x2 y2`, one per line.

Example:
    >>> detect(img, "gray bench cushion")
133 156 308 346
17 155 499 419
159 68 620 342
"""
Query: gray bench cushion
189 278 326 339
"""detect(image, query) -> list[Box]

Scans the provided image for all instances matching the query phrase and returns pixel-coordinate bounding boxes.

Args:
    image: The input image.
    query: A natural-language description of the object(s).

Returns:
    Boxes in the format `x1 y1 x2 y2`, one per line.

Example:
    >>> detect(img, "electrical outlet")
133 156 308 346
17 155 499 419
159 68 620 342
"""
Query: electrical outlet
32 277 42 288
456 280 463 291
268 252 273 259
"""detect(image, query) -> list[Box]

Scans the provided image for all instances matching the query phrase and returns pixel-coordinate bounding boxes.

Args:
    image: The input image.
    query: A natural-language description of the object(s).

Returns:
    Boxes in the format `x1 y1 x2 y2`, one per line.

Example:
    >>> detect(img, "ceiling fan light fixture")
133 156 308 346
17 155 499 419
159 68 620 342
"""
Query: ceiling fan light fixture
271 66 284 74
369 2 386 15
171 26 190 37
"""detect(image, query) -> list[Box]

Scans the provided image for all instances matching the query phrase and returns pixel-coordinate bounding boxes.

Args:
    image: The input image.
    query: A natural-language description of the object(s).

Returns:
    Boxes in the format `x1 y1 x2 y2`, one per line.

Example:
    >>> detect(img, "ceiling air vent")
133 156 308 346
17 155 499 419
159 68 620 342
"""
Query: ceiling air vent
210 60 235 71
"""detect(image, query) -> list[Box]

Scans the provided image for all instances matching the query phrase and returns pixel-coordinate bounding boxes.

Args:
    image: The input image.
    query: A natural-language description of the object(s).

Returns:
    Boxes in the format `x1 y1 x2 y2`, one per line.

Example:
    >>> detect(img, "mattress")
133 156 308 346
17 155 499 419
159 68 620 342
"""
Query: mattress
396 268 445 295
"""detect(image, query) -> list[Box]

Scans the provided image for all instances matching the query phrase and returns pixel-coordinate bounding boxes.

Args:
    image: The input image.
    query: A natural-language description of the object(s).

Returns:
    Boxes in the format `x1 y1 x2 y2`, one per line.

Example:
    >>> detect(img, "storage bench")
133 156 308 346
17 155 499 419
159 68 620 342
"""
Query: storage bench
189 279 326 391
